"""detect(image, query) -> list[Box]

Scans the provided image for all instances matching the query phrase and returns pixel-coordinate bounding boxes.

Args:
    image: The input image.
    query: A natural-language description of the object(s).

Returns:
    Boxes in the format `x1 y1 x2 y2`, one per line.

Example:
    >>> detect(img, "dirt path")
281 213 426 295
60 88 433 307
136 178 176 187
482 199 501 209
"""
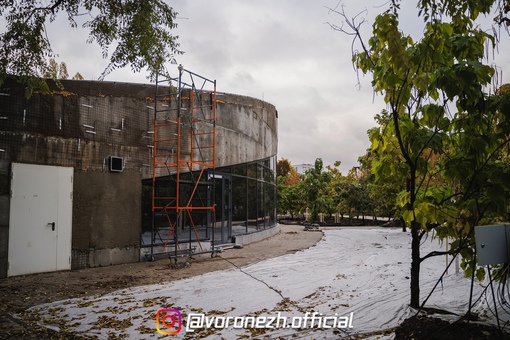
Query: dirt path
0 224 322 339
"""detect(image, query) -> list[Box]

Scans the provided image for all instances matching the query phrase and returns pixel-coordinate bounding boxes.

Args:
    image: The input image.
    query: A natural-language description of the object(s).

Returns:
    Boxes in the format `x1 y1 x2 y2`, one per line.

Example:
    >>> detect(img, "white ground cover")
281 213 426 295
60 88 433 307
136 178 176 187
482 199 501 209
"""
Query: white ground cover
25 228 506 339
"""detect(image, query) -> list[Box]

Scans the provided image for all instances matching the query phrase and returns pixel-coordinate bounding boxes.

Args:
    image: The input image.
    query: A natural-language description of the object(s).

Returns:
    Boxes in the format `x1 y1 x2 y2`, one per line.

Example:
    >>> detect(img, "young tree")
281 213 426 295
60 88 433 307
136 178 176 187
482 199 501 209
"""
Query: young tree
0 0 182 95
332 0 510 308
326 161 345 220
344 166 374 222
276 159 305 218
303 158 332 222
279 180 307 219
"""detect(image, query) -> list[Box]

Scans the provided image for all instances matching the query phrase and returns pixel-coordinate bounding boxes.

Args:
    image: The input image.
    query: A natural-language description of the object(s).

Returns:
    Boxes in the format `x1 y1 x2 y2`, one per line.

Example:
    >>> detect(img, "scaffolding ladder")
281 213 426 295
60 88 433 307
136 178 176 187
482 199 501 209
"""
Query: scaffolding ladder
149 65 217 261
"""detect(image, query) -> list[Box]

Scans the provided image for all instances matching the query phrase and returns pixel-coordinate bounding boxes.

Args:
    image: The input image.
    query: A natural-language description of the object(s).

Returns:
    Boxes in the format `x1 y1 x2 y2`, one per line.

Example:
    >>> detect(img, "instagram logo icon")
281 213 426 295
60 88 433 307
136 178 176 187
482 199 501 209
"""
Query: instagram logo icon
156 308 182 335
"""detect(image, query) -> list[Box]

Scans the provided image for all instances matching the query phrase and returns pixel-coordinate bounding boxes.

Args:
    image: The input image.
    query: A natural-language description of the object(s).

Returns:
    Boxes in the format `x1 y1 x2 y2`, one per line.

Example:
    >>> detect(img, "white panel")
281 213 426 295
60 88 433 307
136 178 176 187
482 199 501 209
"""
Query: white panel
8 163 73 276
475 224 510 266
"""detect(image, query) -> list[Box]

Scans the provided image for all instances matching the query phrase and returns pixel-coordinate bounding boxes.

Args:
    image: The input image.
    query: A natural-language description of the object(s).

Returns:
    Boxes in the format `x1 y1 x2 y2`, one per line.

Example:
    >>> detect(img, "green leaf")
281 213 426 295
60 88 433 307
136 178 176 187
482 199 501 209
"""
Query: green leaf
397 191 411 207
475 267 486 281
402 209 414 224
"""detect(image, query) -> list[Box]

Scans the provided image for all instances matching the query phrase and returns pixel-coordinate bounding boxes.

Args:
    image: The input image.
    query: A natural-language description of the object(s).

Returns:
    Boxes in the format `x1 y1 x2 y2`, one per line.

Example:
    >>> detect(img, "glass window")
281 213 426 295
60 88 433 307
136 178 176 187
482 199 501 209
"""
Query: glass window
257 162 264 180
143 156 278 249
247 163 257 179
258 181 265 229
232 164 246 176
232 175 247 235
247 178 258 232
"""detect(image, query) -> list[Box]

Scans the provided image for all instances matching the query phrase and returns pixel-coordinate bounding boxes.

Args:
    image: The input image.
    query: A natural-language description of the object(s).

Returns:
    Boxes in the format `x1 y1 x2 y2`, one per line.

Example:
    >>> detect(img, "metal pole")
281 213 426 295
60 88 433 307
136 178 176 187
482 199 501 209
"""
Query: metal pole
175 64 184 261
487 265 501 333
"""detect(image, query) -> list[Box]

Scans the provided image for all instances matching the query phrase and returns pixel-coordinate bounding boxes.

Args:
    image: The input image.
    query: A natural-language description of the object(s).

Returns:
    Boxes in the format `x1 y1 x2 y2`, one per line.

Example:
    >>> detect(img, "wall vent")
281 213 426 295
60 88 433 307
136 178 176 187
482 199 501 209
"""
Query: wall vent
109 156 123 172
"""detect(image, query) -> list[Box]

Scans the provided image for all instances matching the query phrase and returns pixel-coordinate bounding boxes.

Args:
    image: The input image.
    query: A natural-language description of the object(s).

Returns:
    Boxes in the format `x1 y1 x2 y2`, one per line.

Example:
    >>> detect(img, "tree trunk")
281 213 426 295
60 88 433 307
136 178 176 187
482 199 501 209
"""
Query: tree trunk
410 220 421 308
407 168 418 307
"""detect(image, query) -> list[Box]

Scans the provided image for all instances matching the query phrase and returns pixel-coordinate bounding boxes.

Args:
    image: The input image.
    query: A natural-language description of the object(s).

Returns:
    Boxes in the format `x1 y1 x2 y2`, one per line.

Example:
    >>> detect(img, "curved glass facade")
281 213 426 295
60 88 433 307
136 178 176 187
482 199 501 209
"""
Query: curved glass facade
141 156 277 248
215 156 277 238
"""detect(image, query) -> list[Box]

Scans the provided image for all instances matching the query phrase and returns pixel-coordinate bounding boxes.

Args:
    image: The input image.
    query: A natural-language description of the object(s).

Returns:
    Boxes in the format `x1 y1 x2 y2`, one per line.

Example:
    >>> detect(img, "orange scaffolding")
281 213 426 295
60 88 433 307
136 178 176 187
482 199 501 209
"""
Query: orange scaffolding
149 65 217 261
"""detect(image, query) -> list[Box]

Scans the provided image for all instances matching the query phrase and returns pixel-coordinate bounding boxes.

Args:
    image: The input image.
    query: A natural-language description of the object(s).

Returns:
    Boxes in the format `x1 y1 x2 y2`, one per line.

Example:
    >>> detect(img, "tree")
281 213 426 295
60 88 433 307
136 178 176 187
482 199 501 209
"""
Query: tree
278 179 307 219
0 0 182 95
276 158 300 185
43 58 84 84
326 161 346 220
343 165 374 222
332 0 510 309
303 158 332 222
72 72 84 80
277 158 292 178
44 58 69 80
364 122 406 226
276 158 305 218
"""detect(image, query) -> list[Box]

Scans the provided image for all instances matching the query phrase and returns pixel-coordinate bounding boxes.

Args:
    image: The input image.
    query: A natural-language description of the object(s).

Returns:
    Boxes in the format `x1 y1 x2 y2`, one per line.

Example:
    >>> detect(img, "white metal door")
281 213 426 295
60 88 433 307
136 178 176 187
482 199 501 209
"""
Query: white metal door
8 163 73 276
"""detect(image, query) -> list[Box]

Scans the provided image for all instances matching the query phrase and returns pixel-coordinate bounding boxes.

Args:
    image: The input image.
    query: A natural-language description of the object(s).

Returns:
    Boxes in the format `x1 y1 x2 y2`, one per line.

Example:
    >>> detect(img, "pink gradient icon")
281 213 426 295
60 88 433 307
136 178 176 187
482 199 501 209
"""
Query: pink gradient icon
156 308 182 335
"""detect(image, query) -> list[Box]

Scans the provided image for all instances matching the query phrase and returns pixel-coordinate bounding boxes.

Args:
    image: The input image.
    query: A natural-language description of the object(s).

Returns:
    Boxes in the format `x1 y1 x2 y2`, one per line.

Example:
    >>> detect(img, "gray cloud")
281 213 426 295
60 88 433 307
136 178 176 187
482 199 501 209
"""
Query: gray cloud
12 0 510 174
166 0 391 173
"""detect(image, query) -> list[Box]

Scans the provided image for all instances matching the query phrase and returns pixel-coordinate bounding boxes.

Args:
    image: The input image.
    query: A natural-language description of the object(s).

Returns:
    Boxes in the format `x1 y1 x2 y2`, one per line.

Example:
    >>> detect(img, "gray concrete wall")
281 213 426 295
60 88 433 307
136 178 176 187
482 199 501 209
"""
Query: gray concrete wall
216 93 278 167
0 77 278 277
72 169 141 261
233 224 281 246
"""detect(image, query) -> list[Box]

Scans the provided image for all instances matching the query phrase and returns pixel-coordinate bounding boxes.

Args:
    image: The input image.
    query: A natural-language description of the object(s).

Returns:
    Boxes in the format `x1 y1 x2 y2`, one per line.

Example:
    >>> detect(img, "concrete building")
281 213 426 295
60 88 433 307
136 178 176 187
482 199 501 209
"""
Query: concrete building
0 75 278 277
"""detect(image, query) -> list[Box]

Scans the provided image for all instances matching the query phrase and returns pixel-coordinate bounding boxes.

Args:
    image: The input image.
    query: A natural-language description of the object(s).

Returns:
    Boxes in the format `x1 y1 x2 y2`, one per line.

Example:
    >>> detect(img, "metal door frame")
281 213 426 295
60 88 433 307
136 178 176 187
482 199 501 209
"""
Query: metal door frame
209 172 232 243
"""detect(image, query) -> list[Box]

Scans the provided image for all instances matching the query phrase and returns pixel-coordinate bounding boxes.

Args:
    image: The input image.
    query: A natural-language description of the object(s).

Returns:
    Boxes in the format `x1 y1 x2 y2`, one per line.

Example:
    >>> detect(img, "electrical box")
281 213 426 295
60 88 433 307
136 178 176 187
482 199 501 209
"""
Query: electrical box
475 224 510 266
109 156 123 172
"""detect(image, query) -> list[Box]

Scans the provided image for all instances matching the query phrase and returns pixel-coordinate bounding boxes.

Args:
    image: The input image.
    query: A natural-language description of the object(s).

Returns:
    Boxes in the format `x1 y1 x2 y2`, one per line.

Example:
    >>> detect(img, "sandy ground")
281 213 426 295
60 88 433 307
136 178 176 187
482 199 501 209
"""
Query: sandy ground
0 224 323 339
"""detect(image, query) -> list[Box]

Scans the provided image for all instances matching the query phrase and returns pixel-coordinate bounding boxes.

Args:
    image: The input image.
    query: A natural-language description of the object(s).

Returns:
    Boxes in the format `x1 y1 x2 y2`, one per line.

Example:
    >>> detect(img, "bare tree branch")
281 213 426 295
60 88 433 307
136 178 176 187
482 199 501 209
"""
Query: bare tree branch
325 4 373 89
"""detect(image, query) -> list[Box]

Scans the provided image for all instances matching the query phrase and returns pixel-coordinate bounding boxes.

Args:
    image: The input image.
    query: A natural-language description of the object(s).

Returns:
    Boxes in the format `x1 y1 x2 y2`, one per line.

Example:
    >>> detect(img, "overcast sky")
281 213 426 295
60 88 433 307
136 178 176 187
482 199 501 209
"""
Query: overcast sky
43 0 510 174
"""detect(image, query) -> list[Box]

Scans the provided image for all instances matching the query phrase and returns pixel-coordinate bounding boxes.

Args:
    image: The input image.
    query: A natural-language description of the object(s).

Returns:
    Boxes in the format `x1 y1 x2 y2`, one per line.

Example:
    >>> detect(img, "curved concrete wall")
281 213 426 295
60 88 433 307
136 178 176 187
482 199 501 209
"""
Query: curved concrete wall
216 93 277 167
0 79 277 174
0 77 278 275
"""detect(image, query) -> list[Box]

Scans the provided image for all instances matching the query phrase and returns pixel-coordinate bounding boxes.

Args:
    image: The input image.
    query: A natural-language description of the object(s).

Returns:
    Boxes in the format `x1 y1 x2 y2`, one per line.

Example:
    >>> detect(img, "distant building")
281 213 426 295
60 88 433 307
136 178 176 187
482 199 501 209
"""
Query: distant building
294 163 313 175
